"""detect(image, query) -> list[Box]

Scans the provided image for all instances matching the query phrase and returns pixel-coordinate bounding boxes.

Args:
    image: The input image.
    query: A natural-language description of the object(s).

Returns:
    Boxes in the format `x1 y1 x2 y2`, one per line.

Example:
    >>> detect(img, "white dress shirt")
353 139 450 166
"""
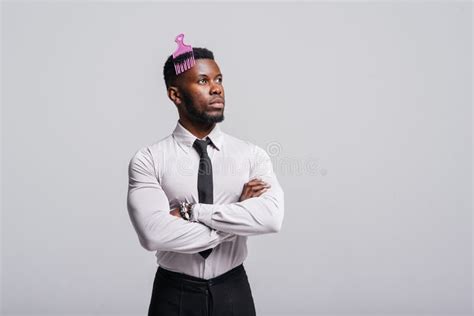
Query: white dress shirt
127 121 284 279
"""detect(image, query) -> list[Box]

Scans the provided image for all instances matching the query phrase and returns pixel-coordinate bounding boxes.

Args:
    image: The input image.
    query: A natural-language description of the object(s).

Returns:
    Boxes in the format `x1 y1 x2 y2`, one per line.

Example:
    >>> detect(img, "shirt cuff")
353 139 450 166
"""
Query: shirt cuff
191 203 214 226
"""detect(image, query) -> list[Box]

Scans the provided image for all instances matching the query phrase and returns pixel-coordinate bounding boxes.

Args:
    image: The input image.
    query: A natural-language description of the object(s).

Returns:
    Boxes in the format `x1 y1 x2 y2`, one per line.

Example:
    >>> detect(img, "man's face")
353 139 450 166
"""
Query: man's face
176 59 225 124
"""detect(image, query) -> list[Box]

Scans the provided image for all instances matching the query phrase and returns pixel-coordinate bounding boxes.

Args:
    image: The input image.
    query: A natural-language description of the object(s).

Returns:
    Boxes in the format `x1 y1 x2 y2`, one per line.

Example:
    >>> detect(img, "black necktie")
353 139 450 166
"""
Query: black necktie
193 137 214 259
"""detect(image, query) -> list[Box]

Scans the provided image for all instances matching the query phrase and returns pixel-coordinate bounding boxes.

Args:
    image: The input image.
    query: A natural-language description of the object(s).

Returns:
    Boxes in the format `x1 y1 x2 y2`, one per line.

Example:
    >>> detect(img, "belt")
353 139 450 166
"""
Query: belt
157 264 246 287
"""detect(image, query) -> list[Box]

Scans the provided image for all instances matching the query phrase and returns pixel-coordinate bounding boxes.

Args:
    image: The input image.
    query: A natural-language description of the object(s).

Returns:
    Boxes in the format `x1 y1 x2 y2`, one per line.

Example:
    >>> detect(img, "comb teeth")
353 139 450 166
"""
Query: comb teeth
174 54 195 75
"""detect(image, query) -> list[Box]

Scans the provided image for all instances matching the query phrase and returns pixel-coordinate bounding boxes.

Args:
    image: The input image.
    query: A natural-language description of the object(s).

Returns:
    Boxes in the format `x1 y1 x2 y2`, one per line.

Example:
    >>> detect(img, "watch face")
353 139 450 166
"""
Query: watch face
178 202 191 221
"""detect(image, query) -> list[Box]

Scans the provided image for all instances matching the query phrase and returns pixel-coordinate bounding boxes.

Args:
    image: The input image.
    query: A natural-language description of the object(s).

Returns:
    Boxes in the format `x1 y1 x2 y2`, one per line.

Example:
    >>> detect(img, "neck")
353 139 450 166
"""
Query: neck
178 117 216 139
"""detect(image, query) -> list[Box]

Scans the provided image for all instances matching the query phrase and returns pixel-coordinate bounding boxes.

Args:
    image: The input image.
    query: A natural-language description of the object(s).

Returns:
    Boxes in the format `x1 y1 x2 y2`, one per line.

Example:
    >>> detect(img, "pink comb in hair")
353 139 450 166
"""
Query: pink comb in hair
172 33 195 75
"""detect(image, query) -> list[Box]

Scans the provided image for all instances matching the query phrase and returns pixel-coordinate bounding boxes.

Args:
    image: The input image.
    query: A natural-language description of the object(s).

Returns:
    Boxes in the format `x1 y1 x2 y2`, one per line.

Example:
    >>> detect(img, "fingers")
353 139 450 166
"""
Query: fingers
247 179 271 190
243 184 270 195
242 179 262 190
249 183 271 191
239 178 271 201
245 178 271 197
251 186 268 198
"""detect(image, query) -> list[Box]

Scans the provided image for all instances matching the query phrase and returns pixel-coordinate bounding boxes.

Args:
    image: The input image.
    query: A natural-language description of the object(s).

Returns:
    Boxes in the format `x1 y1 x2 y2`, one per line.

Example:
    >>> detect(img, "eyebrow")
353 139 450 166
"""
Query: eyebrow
197 73 223 78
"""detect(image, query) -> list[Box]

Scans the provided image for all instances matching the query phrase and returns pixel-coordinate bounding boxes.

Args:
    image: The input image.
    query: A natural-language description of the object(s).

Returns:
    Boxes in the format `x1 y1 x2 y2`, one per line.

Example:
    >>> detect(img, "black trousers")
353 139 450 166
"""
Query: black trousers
148 264 256 316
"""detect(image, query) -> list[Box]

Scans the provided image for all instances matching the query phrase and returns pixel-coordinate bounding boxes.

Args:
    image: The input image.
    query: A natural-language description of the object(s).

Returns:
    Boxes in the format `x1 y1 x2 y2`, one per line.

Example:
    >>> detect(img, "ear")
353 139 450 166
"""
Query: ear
167 87 182 105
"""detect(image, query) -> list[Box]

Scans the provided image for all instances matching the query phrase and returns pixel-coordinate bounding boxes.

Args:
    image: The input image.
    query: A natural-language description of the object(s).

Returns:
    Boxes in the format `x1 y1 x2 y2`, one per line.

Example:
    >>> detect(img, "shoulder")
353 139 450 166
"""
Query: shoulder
128 135 173 168
222 132 271 162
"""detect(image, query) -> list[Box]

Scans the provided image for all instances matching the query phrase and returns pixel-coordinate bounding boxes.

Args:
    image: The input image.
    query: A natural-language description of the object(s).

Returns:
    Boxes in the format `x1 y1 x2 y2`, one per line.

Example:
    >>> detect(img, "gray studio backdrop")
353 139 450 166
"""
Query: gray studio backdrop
2 2 472 316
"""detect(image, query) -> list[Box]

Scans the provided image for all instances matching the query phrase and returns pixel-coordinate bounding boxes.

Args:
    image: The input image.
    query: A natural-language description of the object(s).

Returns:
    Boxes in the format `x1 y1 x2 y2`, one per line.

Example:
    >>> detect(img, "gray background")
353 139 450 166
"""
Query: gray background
1 1 472 316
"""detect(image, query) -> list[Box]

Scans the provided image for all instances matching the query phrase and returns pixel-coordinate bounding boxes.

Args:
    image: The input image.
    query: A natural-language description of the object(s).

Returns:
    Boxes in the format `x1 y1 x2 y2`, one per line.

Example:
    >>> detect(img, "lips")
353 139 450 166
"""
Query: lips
209 103 224 110
210 98 224 104
209 98 225 109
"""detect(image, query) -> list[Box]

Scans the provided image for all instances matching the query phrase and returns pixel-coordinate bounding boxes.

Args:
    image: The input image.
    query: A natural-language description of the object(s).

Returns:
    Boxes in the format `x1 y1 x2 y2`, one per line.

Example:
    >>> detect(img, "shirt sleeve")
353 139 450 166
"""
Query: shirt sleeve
127 147 236 253
191 145 284 236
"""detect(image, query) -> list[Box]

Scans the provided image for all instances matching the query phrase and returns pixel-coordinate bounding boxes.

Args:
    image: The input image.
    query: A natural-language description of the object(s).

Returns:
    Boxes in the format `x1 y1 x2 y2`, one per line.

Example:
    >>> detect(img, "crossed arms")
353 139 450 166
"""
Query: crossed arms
126 145 284 253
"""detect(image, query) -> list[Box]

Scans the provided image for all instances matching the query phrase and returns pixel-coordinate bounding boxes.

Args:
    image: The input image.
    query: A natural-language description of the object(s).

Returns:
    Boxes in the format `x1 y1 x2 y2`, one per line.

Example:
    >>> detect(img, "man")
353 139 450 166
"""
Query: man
127 46 284 316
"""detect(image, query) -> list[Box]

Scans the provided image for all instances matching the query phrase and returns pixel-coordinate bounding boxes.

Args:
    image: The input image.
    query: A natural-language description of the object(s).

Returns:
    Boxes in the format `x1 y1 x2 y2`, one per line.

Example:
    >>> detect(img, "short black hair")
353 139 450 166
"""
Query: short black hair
163 47 215 89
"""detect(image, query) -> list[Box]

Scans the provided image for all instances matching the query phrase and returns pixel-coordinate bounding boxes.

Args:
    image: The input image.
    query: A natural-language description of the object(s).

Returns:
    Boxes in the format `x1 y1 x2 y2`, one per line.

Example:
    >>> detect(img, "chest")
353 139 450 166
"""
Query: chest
158 148 252 208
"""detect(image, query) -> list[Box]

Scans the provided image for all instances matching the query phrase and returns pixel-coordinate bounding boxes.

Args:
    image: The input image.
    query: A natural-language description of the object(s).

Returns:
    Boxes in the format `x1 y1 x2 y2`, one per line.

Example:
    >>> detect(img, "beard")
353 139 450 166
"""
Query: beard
182 91 225 124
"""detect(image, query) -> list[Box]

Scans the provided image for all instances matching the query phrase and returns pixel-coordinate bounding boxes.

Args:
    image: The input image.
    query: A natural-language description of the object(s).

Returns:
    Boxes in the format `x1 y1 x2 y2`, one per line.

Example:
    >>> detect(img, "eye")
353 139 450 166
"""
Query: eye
198 78 208 84
216 77 223 84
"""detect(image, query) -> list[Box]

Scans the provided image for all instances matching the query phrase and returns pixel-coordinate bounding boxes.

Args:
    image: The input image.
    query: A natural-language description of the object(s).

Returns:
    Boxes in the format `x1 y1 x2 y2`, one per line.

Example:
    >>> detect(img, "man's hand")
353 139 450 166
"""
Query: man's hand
239 178 271 202
169 178 270 217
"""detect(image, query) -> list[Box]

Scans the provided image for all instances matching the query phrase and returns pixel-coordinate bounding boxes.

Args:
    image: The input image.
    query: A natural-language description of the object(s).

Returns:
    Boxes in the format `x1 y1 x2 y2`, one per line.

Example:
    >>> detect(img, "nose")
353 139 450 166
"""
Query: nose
210 82 222 95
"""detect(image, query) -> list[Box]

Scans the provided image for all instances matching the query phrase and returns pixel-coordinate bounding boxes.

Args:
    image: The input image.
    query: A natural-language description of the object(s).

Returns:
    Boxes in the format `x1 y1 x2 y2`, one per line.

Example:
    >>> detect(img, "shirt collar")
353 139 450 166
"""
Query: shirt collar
172 120 224 154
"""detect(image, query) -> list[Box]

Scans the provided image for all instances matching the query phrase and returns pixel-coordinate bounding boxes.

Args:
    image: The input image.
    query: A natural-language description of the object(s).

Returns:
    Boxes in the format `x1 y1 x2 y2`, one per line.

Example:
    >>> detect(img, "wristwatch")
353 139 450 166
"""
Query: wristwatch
178 201 194 221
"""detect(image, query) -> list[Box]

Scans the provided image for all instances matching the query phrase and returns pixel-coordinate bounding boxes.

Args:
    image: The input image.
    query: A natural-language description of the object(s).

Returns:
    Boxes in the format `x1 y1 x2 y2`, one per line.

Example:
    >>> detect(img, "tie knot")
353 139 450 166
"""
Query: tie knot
193 137 212 156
